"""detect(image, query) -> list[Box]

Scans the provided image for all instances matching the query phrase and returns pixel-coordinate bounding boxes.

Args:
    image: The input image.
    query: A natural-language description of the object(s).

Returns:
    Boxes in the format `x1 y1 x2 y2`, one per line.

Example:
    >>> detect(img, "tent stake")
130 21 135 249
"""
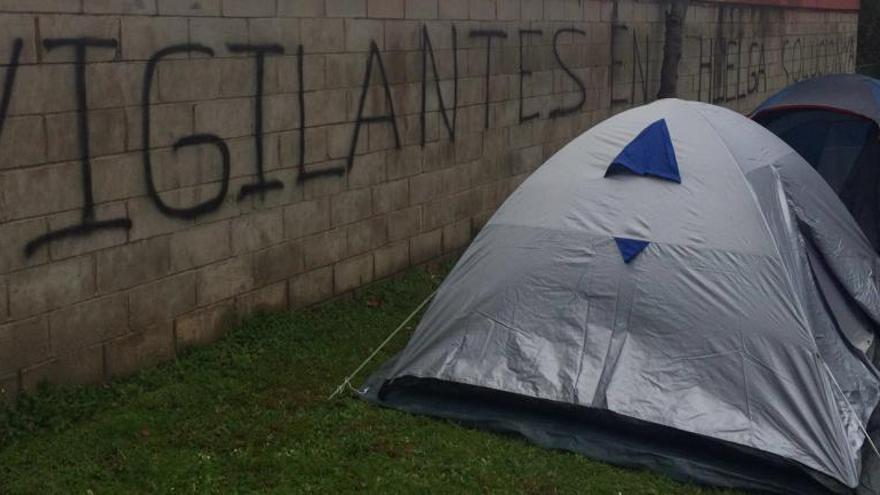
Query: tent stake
328 289 438 400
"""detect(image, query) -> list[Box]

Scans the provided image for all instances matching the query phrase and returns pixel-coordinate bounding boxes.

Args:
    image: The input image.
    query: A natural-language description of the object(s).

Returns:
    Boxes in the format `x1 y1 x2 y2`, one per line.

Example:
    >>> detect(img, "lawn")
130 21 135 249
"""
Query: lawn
0 262 737 494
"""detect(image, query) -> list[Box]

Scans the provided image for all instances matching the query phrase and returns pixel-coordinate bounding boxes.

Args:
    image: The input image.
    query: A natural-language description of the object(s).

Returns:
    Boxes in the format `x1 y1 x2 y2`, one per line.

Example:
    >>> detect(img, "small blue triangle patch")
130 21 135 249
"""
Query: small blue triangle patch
614 237 650 263
605 119 681 183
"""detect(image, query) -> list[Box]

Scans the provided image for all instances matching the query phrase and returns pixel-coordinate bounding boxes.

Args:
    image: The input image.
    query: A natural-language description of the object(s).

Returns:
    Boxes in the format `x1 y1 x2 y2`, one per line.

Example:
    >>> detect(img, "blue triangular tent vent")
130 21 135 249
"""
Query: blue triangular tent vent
614 237 650 263
605 119 681 183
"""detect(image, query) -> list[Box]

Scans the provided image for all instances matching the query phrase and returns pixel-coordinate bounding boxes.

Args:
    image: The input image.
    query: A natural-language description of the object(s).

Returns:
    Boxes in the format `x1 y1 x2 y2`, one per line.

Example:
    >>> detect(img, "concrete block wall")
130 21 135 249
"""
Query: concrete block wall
0 0 858 402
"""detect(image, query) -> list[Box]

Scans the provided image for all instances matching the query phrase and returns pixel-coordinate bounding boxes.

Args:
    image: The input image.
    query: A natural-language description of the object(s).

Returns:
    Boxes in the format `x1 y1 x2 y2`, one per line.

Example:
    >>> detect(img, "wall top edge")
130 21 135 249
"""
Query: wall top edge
700 0 859 12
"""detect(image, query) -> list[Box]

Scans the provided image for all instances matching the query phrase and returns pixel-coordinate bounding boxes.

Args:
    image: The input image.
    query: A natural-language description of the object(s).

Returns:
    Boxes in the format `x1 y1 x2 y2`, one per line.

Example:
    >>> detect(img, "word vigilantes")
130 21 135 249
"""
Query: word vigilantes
0 25 855 258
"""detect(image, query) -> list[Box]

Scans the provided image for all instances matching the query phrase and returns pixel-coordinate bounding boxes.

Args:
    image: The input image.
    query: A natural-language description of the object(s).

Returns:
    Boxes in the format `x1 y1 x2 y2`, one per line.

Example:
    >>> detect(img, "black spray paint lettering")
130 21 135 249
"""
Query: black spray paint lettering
142 44 231 219
0 39 22 145
747 42 767 95
26 38 132 258
518 29 542 123
228 43 285 200
549 28 587 119
610 23 629 106
469 29 507 130
420 25 458 147
349 40 401 171
631 32 650 106
609 25 650 107
782 35 855 83
8 23 793 257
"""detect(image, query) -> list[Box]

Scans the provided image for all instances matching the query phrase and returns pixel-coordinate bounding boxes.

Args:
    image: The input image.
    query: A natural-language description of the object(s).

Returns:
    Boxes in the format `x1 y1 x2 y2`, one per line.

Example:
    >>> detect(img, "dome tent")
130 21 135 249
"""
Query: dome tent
752 74 880 252
361 99 880 494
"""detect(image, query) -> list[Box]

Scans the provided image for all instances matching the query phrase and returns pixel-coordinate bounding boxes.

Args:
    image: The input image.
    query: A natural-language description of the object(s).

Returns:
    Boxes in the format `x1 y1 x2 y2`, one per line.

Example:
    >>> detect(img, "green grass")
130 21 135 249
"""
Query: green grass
0 262 737 494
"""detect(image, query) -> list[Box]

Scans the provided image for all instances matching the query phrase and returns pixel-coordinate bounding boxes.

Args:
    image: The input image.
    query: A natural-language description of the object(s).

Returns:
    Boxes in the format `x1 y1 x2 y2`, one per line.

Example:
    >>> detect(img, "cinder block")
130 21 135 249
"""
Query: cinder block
422 197 454 230
409 169 447 203
283 197 330 239
0 218 48 273
373 178 409 214
410 228 442 263
384 19 420 50
289 266 333 308
222 0 276 17
21 343 105 391
325 52 368 88
129 272 197 329
97 236 172 292
121 16 187 61
49 293 128 355
497 0 519 19
0 0 80 12
158 0 220 15
346 216 387 256
443 218 472 251
423 140 455 171
406 0 437 19
197 256 254 306
304 89 348 125
334 253 373 294
0 316 50 377
84 0 157 14
346 19 384 52
439 0 468 19
387 145 423 179
9 257 95 319
189 17 249 57
1 162 85 220
387 206 421 240
126 103 194 150
104 322 175 378
302 229 346 269
325 123 366 159
7 64 77 116
277 53 325 92
169 221 232 271
300 167 346 199
468 0 495 19
326 0 366 17
232 209 284 254
374 240 409 278
0 116 47 169
126 193 194 241
278 0 324 17
47 202 129 260
175 300 237 349
300 18 346 53
39 15 120 63
194 98 254 139
331 188 372 226
91 153 146 203
87 62 148 109
264 94 300 132
236 282 287 315
521 0 541 19
253 241 305 286
0 14 37 64
45 109 126 162
368 0 403 18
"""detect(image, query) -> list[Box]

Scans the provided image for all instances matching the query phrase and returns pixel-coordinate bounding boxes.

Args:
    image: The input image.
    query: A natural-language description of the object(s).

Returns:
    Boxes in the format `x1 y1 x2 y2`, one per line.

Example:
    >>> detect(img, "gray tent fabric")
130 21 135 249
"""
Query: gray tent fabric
361 99 880 494
753 75 880 252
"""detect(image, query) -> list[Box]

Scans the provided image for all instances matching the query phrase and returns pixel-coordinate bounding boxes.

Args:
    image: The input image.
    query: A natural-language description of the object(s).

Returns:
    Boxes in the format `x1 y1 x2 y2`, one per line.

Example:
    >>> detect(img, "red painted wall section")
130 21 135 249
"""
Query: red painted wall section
706 0 859 11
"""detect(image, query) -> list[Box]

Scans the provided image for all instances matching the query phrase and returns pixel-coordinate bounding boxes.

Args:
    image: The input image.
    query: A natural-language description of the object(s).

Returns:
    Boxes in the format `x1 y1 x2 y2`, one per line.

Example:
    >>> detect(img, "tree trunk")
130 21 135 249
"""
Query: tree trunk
657 0 689 99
